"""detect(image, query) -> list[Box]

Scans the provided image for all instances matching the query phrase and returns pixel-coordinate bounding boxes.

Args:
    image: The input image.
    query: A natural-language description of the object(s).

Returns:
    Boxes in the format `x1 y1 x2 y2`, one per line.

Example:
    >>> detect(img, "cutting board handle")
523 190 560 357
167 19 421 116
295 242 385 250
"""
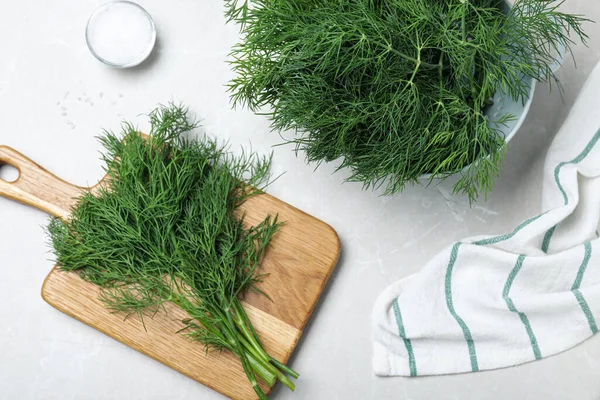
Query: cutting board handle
0 146 83 219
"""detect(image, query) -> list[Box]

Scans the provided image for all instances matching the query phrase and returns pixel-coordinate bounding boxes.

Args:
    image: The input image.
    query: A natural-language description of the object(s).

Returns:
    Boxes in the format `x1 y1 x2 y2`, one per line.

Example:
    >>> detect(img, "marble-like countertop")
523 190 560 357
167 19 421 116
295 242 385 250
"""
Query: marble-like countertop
1 1 599 399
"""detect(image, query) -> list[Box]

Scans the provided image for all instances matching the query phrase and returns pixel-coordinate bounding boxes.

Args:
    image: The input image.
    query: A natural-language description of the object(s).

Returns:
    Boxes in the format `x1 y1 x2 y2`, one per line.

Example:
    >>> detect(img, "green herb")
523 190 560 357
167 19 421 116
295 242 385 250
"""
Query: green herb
47 104 298 399
225 0 588 200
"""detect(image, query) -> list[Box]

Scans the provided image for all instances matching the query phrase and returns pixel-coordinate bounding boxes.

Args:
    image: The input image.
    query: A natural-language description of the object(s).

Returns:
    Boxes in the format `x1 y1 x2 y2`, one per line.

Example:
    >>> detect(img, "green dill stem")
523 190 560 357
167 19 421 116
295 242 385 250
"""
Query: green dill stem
168 293 275 386
231 301 267 360
232 300 262 348
209 303 281 386
404 48 422 90
247 354 277 386
172 296 277 385
384 46 438 70
362 33 440 70
237 329 296 391
251 377 268 400
272 367 296 391
226 310 268 400
269 357 300 380
231 300 299 379
227 304 295 390
462 2 467 42
220 303 294 391
233 327 267 399
237 332 267 363
228 329 278 385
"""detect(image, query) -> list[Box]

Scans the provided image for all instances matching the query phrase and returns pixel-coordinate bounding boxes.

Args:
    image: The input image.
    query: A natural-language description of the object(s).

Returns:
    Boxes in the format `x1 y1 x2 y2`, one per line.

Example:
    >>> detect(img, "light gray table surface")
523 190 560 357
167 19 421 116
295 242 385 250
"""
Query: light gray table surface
1 1 599 399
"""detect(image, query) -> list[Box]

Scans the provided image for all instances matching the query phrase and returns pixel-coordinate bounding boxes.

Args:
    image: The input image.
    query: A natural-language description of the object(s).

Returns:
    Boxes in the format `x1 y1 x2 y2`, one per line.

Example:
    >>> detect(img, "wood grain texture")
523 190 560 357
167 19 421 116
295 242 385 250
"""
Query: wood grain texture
0 144 340 400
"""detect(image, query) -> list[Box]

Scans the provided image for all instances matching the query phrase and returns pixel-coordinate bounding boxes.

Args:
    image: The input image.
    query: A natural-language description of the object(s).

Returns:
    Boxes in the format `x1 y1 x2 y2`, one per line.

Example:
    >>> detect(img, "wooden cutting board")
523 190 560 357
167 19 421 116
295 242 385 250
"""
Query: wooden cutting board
0 144 340 399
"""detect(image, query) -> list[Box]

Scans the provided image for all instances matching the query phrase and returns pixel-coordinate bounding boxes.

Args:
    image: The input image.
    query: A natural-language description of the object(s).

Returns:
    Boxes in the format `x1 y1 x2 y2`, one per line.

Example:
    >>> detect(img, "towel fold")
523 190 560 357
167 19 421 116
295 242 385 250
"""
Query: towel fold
373 61 600 377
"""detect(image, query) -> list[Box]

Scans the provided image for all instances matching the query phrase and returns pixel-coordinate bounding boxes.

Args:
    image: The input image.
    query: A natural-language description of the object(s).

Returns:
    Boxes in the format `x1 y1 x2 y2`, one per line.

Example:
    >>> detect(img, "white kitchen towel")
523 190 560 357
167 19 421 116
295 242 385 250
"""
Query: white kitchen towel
373 61 600 377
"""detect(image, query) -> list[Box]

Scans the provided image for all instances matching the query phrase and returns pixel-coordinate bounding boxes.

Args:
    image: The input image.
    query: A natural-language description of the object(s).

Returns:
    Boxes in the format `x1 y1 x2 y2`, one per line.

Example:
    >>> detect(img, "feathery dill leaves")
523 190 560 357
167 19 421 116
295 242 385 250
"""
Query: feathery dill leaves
47 104 298 399
225 0 589 200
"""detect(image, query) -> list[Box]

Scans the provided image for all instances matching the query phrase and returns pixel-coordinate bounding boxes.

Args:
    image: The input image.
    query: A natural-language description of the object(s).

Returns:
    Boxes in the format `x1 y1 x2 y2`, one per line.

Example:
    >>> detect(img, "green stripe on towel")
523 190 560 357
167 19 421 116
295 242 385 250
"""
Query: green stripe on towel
542 128 600 251
555 128 600 204
473 213 545 246
572 243 598 334
541 225 556 253
572 242 592 290
445 243 479 372
392 298 417 376
573 290 598 334
503 255 542 360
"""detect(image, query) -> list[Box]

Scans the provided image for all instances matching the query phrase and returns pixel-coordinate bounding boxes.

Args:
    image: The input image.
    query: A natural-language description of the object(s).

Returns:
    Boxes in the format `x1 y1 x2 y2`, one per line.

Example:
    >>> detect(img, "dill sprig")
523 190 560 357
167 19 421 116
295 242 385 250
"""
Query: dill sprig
47 104 298 399
225 0 589 200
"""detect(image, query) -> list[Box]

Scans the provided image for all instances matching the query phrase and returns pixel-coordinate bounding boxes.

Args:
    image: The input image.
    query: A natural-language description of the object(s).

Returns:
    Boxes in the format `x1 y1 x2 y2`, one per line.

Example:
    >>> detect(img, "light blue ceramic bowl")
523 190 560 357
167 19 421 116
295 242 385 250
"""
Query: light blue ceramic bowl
488 75 537 145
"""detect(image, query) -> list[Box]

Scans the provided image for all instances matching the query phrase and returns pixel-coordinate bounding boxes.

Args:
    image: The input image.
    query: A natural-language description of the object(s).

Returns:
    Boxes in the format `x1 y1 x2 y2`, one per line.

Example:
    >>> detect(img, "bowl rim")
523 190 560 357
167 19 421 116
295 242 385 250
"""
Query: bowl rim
502 77 537 145
85 0 157 69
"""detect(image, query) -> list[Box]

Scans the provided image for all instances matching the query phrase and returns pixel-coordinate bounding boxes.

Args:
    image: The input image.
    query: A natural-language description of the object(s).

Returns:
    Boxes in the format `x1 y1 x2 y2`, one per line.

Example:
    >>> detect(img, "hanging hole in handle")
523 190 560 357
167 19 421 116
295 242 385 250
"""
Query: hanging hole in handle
0 163 20 183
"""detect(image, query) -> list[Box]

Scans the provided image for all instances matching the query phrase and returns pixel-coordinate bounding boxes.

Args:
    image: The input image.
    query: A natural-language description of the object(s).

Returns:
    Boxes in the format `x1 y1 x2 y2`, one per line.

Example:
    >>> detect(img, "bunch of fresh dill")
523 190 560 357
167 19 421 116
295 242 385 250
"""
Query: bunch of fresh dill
47 104 298 399
225 0 588 200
